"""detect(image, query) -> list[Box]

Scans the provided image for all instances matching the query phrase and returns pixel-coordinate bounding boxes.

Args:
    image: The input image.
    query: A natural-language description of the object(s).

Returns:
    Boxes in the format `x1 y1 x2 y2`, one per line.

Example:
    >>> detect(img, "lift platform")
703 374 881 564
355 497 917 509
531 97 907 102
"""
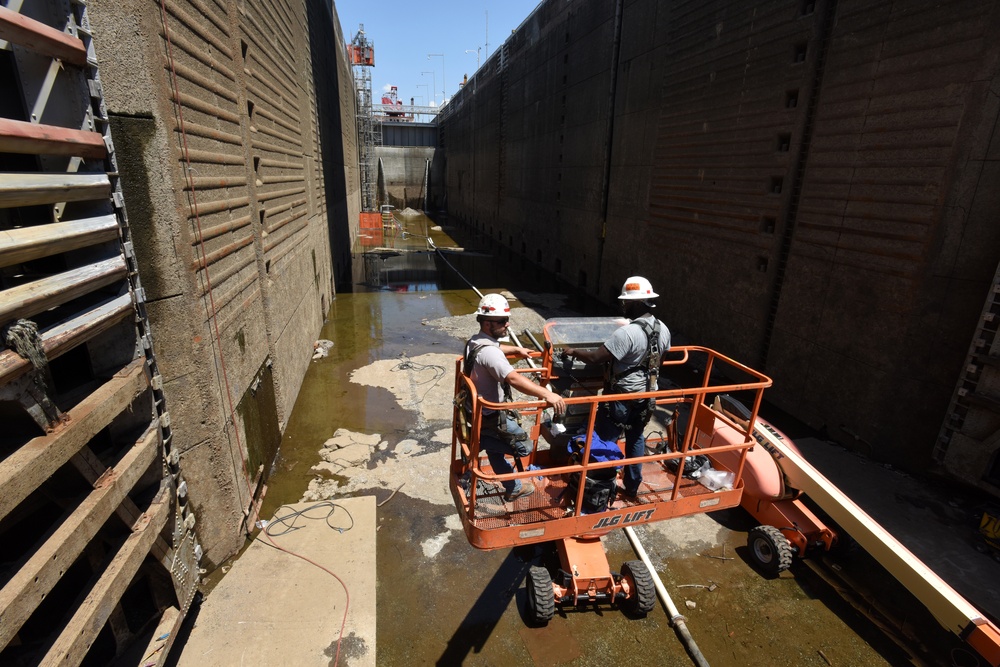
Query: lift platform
449 317 772 621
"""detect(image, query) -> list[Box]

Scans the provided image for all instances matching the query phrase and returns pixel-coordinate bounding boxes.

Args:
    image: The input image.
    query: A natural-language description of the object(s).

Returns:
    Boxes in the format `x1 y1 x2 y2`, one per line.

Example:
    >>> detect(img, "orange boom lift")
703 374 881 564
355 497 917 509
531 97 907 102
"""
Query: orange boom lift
449 317 771 622
449 317 1000 666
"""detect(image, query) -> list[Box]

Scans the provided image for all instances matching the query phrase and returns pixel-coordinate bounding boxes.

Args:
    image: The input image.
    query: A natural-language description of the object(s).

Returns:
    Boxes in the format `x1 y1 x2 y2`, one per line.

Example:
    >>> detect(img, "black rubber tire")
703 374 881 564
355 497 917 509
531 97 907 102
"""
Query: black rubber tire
526 565 556 624
748 525 794 576
621 560 656 615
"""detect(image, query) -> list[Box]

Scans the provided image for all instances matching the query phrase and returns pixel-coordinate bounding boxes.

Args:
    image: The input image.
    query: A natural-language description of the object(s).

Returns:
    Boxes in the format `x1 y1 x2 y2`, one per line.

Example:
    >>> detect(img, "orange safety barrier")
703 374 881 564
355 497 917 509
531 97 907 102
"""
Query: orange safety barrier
359 212 382 247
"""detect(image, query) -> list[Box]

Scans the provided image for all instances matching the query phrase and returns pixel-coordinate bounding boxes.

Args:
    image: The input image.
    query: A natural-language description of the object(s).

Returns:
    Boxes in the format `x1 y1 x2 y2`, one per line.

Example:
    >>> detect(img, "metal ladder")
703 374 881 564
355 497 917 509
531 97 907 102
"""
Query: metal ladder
934 259 1000 463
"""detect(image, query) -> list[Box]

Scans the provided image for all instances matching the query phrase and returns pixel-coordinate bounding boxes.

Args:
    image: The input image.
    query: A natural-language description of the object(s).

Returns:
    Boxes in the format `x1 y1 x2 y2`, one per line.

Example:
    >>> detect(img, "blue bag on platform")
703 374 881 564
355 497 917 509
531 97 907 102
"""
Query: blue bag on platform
565 433 623 513
567 433 624 465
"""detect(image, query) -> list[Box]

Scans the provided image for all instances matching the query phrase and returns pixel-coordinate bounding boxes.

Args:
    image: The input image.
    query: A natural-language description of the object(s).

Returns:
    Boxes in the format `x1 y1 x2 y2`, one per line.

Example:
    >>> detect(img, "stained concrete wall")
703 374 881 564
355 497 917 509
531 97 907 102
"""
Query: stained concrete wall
89 0 359 565
440 0 1000 492
376 146 441 210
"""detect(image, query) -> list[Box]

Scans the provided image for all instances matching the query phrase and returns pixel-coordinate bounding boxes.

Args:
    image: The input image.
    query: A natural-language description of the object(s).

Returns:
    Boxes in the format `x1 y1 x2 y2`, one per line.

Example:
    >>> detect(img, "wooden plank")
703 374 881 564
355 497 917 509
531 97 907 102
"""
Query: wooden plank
0 255 126 325
0 5 87 66
39 486 171 666
0 215 119 268
70 443 173 566
0 294 132 385
0 173 110 208
0 359 149 523
0 118 107 159
138 606 181 667
0 426 159 650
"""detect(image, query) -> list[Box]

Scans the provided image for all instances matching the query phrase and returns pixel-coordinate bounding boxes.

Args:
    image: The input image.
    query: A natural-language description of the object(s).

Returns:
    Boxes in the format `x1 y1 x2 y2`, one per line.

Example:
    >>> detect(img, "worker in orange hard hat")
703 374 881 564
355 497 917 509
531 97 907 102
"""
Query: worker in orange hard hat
562 276 671 499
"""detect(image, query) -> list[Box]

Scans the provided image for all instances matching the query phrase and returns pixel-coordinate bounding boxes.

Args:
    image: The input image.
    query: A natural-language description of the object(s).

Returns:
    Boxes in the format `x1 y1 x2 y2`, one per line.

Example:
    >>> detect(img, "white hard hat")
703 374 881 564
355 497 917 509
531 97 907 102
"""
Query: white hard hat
474 293 511 318
618 276 659 300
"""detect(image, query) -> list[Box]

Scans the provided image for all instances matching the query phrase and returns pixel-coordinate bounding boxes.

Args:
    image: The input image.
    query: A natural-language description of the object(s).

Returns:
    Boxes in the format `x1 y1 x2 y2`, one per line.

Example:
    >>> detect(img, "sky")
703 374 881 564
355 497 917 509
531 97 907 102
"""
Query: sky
334 0 542 108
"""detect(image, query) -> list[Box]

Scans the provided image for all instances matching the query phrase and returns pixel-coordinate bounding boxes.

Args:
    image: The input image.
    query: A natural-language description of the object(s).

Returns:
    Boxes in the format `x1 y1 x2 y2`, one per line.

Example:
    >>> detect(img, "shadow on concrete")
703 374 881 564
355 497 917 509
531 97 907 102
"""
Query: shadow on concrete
435 546 534 666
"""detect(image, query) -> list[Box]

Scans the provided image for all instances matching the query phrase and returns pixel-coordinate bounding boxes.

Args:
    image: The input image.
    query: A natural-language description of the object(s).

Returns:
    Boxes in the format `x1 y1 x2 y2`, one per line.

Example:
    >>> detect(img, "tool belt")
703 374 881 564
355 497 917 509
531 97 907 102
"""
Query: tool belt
600 393 652 431
480 408 528 448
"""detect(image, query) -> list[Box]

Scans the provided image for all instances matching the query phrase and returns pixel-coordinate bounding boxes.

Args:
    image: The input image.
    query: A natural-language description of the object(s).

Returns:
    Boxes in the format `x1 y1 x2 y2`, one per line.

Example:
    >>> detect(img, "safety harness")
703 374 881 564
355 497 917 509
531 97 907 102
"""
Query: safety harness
459 340 526 444
600 318 662 429
463 342 513 403
605 318 662 395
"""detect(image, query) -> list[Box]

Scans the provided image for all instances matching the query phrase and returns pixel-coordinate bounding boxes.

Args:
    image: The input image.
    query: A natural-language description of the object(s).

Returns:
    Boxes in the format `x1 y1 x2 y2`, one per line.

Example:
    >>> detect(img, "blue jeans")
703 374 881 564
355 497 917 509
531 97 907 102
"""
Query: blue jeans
479 412 530 495
594 398 649 494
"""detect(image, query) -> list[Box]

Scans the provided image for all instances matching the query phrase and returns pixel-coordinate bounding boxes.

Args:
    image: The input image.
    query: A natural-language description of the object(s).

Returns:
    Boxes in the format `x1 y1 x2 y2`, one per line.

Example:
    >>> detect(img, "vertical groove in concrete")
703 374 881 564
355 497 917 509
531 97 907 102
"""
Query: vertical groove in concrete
596 0 626 295
759 0 837 369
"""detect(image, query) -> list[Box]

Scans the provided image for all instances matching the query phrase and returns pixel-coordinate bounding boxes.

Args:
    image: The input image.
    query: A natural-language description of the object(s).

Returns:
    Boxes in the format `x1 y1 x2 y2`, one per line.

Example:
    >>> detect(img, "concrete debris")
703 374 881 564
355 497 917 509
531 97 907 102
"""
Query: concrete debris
311 461 344 476
643 513 726 558
332 443 376 467
301 426 452 507
685 600 697 609
421 515 463 558
323 428 382 450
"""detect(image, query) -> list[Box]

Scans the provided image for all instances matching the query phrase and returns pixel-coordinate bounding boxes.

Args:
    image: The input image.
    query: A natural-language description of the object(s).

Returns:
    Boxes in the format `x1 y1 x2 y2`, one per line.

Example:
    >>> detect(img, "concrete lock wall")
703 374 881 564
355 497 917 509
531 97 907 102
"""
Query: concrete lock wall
376 146 437 210
87 0 359 565
441 0 1000 486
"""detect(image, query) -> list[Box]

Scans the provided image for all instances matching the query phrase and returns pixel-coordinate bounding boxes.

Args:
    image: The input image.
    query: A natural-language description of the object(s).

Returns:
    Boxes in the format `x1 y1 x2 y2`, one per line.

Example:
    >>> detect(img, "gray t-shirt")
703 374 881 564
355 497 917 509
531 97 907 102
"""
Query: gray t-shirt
465 333 514 413
603 315 671 393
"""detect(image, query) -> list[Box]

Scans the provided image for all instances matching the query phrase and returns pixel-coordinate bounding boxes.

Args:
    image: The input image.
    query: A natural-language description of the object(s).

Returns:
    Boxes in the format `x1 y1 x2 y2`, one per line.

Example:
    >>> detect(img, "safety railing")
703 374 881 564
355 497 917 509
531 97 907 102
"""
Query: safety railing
450 346 773 550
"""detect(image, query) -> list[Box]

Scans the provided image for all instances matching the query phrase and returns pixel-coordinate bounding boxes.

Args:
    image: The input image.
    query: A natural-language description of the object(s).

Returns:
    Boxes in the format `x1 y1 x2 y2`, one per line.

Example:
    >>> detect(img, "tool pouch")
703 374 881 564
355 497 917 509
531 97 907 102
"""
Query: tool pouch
481 409 529 450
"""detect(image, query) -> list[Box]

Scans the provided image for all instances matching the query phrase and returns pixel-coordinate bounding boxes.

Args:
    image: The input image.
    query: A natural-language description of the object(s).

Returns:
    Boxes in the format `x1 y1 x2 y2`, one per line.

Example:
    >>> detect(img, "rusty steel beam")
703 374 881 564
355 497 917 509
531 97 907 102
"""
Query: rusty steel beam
0 117 106 158
185 194 250 218
189 234 253 272
193 213 252 244
0 5 87 66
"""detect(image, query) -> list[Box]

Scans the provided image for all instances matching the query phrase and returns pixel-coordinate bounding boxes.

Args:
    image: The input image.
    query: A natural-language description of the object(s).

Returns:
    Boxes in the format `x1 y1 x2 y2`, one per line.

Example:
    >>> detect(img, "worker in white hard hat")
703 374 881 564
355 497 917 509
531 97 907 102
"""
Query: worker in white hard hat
463 294 567 502
562 276 670 500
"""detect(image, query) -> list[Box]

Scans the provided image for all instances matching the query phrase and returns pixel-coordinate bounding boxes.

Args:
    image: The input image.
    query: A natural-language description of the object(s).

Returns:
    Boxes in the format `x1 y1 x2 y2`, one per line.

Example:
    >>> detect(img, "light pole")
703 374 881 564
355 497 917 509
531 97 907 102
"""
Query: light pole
428 53 445 102
420 71 436 105
415 84 429 106
465 47 481 71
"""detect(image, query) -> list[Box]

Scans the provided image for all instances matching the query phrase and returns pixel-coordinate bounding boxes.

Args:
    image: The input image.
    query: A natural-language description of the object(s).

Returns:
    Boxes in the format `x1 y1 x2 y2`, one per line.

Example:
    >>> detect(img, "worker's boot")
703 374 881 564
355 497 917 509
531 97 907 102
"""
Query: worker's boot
505 481 535 502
